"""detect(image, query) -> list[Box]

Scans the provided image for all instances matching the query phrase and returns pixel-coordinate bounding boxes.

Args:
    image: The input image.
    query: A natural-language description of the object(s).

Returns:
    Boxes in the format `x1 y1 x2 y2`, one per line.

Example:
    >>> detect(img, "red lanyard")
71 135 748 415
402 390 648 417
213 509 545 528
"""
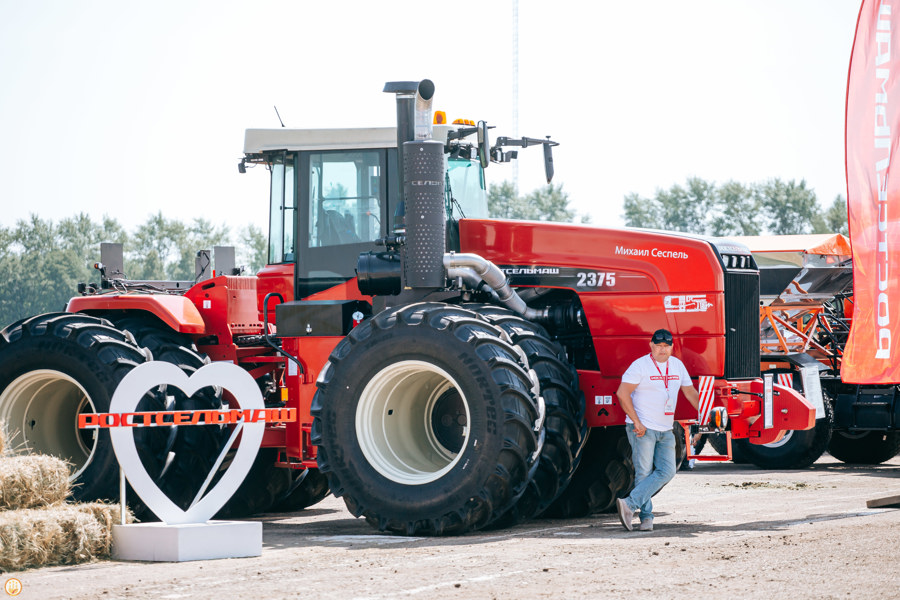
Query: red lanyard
651 356 669 389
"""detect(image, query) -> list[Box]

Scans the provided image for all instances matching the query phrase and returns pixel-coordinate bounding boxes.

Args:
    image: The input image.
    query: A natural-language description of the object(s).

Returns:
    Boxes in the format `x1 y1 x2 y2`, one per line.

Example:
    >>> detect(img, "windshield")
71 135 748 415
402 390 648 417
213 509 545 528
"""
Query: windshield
446 157 488 219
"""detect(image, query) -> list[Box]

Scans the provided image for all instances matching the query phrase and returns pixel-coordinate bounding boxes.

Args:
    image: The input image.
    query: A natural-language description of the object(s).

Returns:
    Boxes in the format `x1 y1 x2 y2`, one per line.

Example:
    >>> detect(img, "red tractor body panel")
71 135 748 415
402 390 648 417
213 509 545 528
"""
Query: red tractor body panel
458 218 813 439
67 293 207 334
459 219 726 377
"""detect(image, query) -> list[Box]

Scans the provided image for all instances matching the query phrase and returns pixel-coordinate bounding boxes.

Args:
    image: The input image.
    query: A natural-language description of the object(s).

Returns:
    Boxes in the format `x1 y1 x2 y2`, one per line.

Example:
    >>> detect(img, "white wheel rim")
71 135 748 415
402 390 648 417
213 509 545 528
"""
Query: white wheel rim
356 360 470 485
0 369 96 480
763 429 793 449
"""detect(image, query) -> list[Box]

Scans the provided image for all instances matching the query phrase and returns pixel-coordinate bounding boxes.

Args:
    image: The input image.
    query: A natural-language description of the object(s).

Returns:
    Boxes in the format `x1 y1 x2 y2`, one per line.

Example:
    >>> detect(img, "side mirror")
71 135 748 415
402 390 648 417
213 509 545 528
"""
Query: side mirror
477 120 490 169
543 142 555 183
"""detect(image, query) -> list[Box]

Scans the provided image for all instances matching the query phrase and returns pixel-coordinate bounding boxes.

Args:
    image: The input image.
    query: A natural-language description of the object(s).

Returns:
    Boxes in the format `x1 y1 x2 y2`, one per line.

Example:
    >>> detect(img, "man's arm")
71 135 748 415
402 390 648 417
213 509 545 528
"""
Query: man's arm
681 384 700 412
616 381 646 437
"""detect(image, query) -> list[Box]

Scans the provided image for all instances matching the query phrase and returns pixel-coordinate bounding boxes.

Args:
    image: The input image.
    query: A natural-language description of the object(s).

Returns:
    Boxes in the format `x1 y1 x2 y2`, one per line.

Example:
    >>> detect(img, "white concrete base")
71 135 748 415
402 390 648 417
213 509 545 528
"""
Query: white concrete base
112 521 262 562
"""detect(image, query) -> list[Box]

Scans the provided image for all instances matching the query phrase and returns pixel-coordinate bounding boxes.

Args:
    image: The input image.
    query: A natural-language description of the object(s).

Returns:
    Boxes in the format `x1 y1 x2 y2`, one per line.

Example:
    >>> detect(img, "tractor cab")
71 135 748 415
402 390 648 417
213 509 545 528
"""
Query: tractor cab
242 123 492 302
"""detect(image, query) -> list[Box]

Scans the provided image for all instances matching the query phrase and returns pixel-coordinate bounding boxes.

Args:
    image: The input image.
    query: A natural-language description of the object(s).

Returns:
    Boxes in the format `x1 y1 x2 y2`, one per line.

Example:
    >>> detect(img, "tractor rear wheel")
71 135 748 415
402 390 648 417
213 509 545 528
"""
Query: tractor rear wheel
271 468 331 512
463 304 587 524
111 315 228 511
0 313 166 501
827 431 900 464
311 303 542 535
214 448 293 517
543 426 634 518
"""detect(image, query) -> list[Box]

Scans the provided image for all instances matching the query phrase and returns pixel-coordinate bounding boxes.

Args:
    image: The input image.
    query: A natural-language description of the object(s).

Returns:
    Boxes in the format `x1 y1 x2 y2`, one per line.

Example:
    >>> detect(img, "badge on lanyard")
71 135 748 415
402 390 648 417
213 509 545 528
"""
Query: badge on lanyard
652 356 677 415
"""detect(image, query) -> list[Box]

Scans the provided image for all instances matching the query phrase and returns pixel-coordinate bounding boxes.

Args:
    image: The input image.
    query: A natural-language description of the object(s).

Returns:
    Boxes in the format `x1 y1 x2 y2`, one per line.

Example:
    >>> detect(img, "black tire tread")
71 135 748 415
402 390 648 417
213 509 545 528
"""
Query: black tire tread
0 312 162 501
311 302 541 536
828 430 900 464
463 304 587 524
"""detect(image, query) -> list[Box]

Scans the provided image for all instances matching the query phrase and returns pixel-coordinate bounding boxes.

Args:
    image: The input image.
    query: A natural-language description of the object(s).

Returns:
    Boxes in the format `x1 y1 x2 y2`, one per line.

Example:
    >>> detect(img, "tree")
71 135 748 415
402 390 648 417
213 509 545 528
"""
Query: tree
823 195 849 235
0 214 126 327
623 177 842 237
708 181 761 236
171 218 231 281
0 213 256 328
488 181 588 223
755 179 822 235
624 177 716 234
238 224 268 273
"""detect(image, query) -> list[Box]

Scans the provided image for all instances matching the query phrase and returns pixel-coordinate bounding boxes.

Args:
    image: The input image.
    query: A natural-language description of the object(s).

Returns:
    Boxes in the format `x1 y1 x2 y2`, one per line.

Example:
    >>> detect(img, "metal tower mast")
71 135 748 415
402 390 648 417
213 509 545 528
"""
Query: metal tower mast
512 0 519 193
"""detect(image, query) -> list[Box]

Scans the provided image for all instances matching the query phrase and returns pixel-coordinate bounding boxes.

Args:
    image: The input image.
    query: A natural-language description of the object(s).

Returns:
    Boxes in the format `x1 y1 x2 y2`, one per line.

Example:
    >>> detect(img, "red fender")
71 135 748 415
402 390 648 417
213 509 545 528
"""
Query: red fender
67 294 206 334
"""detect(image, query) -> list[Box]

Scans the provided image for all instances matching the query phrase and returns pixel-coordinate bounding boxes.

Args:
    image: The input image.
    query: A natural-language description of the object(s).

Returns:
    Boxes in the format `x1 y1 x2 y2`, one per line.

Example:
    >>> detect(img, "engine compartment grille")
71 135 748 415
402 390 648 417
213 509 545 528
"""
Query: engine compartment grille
724 270 761 379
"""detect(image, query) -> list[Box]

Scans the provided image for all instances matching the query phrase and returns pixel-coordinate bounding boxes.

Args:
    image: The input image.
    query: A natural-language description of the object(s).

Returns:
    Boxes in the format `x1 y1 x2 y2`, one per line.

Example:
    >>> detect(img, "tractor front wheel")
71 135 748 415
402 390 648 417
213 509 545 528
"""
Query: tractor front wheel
311 303 542 536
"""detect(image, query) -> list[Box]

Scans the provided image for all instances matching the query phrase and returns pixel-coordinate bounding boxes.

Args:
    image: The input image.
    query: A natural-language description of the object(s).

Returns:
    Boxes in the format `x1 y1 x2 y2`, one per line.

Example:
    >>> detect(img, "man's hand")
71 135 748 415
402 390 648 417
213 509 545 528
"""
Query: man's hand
633 420 647 437
616 381 643 435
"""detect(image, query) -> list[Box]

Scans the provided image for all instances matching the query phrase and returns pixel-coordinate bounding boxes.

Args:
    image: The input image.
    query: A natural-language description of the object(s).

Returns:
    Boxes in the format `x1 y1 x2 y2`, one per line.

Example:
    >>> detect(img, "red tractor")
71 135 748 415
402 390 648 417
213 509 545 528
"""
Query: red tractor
0 80 814 535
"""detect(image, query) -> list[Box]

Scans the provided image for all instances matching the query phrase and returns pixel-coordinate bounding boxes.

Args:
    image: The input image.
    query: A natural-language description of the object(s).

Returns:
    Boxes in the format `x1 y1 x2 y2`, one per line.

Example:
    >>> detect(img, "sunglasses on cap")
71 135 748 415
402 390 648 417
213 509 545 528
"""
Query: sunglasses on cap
651 330 673 345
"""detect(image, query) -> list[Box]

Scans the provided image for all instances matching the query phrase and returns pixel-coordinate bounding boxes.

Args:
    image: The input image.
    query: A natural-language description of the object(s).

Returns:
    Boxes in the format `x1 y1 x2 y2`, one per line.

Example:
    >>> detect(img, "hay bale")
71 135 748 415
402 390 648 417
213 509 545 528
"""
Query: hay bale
0 455 71 510
0 502 133 572
0 505 102 571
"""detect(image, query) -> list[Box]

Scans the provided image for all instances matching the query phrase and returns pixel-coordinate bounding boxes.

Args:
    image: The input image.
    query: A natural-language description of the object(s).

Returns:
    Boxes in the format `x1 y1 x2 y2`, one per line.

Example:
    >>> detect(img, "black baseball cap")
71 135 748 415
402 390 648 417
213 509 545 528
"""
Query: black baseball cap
650 329 673 345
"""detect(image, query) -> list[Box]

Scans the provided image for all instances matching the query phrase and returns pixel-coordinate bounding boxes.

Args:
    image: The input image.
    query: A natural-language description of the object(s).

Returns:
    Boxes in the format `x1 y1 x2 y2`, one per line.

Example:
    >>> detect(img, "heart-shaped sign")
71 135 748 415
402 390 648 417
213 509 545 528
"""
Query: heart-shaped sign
109 361 264 525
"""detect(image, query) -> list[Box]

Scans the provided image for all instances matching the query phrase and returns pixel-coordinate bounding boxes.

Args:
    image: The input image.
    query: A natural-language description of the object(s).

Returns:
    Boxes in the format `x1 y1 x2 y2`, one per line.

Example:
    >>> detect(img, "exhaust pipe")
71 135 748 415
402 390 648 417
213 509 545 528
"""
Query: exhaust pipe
445 253 549 322
415 79 435 140
383 79 436 237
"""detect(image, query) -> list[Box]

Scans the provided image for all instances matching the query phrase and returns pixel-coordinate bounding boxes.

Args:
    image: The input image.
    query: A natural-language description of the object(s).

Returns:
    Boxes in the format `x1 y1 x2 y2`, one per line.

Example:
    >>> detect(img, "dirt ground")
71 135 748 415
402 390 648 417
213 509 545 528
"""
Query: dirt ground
5 452 900 600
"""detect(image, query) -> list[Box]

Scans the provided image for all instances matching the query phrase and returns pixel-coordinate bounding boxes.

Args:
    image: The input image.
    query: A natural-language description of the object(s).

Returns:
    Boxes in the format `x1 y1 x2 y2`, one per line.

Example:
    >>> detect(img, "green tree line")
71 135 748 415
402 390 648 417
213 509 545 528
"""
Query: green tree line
0 212 267 328
489 182 592 223
488 177 847 237
622 177 848 236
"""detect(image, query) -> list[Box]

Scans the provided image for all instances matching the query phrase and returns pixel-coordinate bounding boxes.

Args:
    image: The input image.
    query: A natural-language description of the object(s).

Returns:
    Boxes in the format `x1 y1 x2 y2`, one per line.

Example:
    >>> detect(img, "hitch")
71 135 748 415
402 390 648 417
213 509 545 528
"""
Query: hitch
681 415 732 463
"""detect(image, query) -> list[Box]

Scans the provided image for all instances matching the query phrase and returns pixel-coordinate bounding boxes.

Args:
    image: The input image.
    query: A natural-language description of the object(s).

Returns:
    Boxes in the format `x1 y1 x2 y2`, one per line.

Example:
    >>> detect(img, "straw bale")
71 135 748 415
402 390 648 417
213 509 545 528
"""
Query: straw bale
0 505 100 572
0 501 132 572
0 455 71 510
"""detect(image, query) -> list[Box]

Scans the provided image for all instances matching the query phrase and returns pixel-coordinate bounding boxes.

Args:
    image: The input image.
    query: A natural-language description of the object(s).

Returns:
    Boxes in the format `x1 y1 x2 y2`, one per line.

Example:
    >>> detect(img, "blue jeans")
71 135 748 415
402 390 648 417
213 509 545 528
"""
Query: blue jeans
623 423 676 521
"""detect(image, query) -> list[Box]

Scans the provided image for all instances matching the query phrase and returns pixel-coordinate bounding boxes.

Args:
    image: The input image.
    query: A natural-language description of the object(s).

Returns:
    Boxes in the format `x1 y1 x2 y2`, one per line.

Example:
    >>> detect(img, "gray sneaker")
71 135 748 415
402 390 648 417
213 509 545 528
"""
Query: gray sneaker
639 518 653 531
616 498 634 531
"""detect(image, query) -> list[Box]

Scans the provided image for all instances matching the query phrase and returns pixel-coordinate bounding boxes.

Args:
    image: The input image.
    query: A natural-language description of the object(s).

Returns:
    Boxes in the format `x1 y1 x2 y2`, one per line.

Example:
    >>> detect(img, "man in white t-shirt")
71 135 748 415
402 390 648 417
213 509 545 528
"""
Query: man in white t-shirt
615 328 700 532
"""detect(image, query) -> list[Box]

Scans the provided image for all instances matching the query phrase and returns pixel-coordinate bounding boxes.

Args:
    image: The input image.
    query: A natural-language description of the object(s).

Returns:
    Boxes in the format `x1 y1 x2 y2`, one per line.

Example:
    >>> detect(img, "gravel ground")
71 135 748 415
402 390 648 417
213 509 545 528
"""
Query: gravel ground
5 453 900 600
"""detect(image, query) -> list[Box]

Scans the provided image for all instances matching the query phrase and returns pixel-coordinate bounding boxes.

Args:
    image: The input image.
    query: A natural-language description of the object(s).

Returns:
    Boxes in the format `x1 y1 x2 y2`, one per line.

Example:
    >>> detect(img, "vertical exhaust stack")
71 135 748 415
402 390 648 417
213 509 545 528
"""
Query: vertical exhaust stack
382 80 446 290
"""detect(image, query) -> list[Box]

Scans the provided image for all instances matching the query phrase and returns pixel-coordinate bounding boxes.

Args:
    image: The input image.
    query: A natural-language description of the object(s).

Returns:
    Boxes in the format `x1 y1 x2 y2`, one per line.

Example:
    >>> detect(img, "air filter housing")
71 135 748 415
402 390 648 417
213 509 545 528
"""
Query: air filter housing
403 139 446 289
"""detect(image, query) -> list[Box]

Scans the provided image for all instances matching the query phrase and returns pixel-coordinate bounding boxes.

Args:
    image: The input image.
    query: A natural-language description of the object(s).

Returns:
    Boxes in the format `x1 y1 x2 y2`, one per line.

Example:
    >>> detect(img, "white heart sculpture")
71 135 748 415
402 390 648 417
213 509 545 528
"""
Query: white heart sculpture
109 361 264 525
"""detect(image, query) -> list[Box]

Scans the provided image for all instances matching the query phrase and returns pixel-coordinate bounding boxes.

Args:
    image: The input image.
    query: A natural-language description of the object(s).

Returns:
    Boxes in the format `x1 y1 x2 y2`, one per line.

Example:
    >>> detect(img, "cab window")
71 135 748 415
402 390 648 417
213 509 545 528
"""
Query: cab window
309 151 383 247
268 153 296 264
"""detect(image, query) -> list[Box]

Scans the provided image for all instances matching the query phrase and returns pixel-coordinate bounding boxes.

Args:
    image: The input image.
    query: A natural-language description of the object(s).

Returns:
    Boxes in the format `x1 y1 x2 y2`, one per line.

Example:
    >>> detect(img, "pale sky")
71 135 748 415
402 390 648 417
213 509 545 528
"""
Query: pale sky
0 1 862 236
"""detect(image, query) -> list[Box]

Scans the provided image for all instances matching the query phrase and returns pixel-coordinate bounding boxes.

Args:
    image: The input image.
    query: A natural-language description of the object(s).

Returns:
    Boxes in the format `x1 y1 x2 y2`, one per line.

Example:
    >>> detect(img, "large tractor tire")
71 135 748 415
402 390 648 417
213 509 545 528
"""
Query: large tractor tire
463 304 587 525
543 426 634 518
111 315 228 512
673 422 687 470
271 468 331 513
708 432 748 462
0 313 167 501
827 431 900 464
311 303 543 536
215 448 293 518
729 382 834 470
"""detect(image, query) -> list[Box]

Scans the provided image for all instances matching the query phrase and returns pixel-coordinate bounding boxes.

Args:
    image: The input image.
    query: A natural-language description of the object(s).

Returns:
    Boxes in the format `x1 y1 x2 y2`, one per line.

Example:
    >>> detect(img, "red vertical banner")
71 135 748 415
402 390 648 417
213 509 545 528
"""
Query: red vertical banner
844 0 900 383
